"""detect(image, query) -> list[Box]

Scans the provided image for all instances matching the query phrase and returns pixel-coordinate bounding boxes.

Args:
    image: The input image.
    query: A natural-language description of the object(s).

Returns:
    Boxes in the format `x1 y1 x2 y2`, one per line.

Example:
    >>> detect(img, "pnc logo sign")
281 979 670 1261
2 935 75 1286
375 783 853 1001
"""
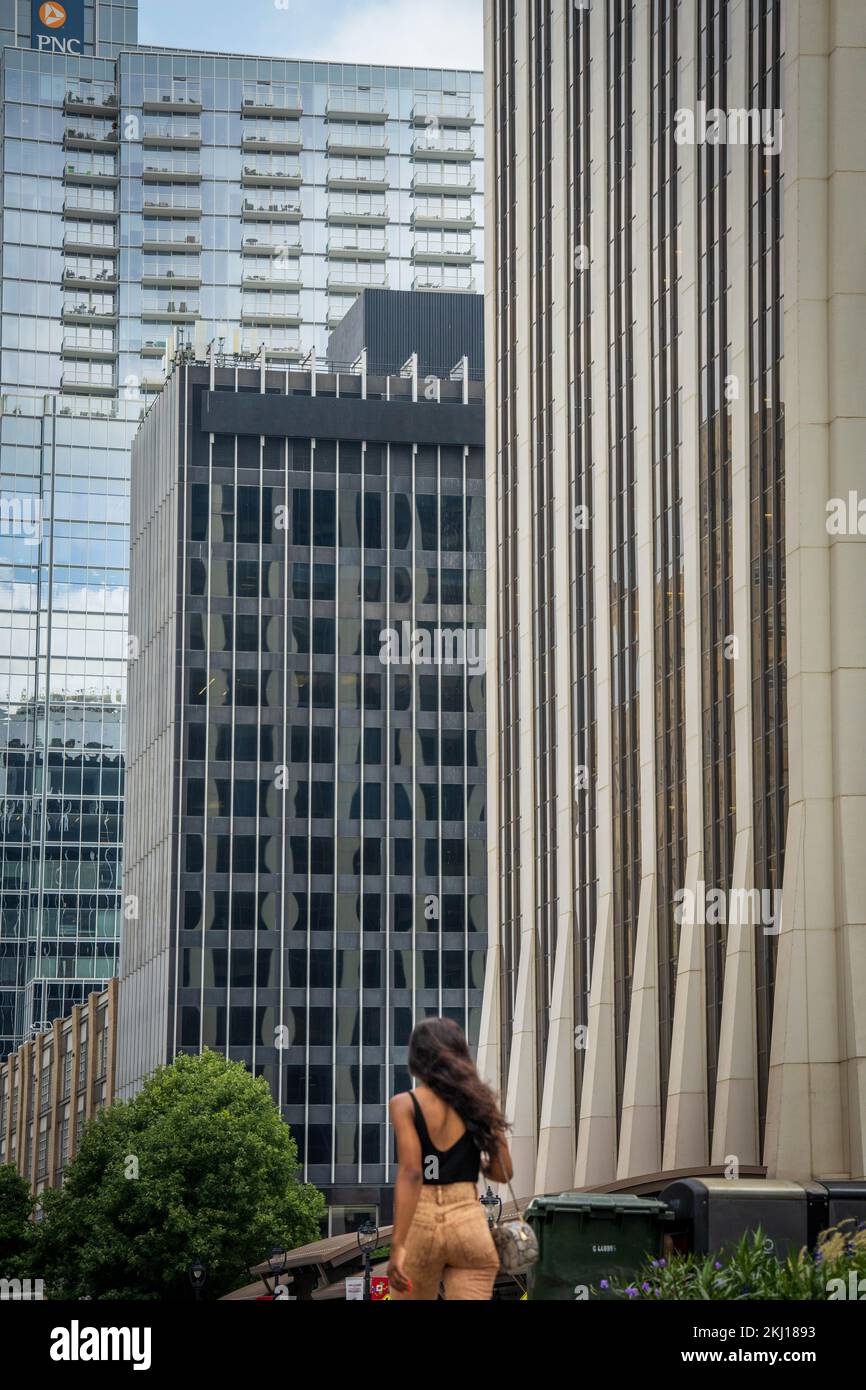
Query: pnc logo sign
38 2 67 25
32 0 82 52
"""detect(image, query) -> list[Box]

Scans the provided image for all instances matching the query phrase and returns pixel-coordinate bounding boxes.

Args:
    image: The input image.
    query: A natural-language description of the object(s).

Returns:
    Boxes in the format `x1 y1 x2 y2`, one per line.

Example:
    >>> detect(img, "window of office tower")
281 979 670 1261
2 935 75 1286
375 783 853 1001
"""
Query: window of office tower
607 0 641 1127
651 0 686 1131
568 0 596 1125
698 0 736 1147
748 0 786 1146
178 428 486 1186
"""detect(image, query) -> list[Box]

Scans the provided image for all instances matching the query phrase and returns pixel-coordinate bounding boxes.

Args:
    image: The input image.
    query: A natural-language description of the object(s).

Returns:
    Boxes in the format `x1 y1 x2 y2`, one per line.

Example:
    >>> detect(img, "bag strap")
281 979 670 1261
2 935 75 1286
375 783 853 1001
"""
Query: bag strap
504 1181 524 1219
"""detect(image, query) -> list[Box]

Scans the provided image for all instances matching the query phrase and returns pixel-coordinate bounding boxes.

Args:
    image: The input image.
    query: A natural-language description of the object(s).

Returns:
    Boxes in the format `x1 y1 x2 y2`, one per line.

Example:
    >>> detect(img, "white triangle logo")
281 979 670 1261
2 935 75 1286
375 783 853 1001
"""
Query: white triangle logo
40 3 67 26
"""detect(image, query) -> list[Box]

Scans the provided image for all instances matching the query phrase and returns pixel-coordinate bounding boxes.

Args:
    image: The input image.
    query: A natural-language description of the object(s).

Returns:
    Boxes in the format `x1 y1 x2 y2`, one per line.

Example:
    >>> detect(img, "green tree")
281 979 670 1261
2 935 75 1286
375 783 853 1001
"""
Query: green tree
28 1051 324 1300
0 1164 34 1276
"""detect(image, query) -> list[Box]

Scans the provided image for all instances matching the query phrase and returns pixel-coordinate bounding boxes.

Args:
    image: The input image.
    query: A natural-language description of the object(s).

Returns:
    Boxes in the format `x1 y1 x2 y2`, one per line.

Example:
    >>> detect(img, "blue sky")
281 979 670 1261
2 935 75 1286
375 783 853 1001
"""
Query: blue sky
138 0 484 69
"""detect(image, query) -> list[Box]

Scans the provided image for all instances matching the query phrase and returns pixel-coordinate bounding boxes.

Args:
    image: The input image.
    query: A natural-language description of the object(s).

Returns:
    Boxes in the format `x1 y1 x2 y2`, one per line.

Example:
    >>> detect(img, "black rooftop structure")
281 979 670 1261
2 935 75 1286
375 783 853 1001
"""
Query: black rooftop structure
327 288 484 379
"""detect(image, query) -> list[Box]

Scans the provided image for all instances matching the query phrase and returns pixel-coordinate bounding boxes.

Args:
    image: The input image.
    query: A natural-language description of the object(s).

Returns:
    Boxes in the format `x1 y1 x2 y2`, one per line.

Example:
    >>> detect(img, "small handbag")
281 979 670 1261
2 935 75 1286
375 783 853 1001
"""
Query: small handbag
489 1182 539 1276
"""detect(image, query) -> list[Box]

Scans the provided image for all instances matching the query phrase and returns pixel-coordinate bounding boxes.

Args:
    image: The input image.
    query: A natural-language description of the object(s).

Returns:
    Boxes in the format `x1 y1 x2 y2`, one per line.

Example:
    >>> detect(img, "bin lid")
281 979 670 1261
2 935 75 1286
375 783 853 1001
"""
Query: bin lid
526 1191 670 1217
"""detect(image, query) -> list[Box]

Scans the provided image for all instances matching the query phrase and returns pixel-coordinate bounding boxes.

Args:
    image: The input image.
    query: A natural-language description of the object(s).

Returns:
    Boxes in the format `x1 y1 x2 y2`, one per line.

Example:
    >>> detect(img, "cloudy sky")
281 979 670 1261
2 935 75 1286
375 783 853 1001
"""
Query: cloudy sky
139 0 484 69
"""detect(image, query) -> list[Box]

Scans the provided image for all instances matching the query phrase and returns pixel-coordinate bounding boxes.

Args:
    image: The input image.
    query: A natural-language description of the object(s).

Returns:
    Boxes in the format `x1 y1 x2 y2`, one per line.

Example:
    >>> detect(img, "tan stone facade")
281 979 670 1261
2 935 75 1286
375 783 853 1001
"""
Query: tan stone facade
481 0 865 1195
0 980 117 1196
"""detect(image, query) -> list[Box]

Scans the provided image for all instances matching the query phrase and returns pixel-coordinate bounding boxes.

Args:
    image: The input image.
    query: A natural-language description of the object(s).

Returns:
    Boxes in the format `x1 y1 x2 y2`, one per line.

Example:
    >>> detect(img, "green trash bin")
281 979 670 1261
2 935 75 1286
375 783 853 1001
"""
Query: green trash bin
525 1192 672 1301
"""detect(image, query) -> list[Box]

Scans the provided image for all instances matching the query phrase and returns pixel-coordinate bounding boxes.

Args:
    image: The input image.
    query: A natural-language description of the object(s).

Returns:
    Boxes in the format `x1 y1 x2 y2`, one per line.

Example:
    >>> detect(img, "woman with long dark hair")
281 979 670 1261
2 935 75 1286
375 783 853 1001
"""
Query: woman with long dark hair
388 1016 513 1300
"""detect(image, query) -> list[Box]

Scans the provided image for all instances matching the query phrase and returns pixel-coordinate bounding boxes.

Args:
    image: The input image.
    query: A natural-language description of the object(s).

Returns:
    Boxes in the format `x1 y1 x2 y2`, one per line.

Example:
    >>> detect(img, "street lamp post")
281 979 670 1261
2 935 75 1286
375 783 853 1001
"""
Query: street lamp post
267 1244 288 1298
188 1258 207 1301
356 1218 379 1301
480 1185 502 1228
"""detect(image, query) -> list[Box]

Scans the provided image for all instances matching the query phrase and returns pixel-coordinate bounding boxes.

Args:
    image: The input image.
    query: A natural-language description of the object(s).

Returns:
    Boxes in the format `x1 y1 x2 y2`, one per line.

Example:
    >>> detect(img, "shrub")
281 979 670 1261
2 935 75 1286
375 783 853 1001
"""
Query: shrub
596 1222 866 1301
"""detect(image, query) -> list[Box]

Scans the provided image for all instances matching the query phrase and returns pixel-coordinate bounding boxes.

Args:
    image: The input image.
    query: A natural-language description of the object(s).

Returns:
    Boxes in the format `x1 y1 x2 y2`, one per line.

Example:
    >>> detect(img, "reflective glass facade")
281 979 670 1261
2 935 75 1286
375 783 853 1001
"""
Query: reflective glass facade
0 40 483 1056
0 394 138 1057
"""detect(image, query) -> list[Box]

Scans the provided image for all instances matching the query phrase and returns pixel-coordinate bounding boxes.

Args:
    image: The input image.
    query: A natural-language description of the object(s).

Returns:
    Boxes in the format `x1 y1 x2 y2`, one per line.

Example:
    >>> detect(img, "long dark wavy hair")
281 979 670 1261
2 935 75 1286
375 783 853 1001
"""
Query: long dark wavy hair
408 1017 508 1161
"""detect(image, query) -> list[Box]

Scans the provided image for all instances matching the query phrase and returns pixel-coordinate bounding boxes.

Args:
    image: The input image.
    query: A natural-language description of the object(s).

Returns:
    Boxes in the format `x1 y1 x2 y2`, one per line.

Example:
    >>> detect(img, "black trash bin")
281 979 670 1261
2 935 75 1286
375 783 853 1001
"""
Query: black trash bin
811 1180 866 1246
659 1178 825 1260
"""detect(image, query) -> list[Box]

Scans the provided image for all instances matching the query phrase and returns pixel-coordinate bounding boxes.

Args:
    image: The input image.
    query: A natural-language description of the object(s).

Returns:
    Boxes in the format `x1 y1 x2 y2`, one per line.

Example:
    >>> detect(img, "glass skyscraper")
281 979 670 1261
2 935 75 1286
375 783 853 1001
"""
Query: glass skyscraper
0 8 484 1056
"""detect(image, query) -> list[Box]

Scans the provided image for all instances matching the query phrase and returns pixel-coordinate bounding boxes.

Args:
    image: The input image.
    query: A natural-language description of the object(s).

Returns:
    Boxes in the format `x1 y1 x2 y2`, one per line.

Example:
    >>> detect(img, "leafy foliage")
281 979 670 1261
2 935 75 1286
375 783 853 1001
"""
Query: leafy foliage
596 1223 866 1300
25 1051 324 1300
0 1164 34 1276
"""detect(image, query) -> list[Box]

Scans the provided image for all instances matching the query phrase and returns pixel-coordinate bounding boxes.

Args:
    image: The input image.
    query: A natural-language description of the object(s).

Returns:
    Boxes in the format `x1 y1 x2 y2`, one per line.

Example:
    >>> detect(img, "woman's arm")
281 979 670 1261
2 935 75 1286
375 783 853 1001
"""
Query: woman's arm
387 1093 424 1294
483 1134 514 1185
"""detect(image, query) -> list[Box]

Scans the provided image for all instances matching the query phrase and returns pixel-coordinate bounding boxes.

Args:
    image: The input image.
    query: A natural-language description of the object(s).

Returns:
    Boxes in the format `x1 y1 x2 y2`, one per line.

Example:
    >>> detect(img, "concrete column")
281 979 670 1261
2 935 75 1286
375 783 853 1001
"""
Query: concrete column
765 0 865 1179
662 0 709 1170
617 0 662 1180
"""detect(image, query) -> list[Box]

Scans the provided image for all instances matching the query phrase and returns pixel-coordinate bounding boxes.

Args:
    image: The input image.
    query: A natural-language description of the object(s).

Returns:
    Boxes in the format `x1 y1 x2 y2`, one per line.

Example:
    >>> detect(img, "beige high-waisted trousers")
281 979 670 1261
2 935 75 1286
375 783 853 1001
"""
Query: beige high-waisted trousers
390 1182 499 1301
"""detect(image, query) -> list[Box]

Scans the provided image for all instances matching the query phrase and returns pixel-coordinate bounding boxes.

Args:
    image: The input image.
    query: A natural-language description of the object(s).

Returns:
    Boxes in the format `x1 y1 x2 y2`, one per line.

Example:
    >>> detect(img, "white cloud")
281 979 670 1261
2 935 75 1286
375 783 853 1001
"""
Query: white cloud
315 0 483 69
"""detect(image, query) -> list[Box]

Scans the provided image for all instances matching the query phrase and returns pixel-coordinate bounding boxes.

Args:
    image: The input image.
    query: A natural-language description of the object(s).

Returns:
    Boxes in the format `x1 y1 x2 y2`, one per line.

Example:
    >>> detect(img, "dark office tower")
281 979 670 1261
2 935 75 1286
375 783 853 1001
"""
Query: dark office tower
483 0 866 1193
118 309 485 1228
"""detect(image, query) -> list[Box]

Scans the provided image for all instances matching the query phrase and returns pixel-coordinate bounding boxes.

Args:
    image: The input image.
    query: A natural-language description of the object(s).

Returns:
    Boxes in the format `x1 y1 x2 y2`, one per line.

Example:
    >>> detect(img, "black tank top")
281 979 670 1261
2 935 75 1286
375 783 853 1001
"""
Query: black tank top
410 1092 481 1185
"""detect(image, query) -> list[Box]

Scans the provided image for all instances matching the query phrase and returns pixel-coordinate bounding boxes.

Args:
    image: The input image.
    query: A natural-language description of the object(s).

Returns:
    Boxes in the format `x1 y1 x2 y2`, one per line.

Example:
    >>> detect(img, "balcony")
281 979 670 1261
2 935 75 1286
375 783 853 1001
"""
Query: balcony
262 343 303 361
241 164 302 189
241 295 301 326
411 207 476 231
242 86 303 118
241 131 302 154
411 97 475 127
141 266 202 289
63 162 118 187
326 238 388 260
411 170 476 195
412 243 475 266
413 274 476 293
240 335 303 361
63 124 119 152
326 271 388 292
142 162 202 184
61 301 117 326
60 371 116 396
411 136 475 161
60 337 117 362
326 133 389 157
62 234 118 256
142 126 202 149
241 236 302 257
142 89 202 114
140 339 168 359
327 202 388 227
141 300 200 322
64 88 118 117
325 92 388 121
241 268 302 290
241 200 302 222
62 197 118 221
141 232 202 253
62 268 118 291
327 305 356 327
142 195 201 218
326 169 389 193
140 373 167 393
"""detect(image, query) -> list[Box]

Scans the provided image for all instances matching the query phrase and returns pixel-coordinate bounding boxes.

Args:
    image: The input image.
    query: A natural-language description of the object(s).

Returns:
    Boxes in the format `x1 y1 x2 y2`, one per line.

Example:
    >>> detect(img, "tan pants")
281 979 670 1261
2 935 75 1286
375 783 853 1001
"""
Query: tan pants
391 1182 499 1301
